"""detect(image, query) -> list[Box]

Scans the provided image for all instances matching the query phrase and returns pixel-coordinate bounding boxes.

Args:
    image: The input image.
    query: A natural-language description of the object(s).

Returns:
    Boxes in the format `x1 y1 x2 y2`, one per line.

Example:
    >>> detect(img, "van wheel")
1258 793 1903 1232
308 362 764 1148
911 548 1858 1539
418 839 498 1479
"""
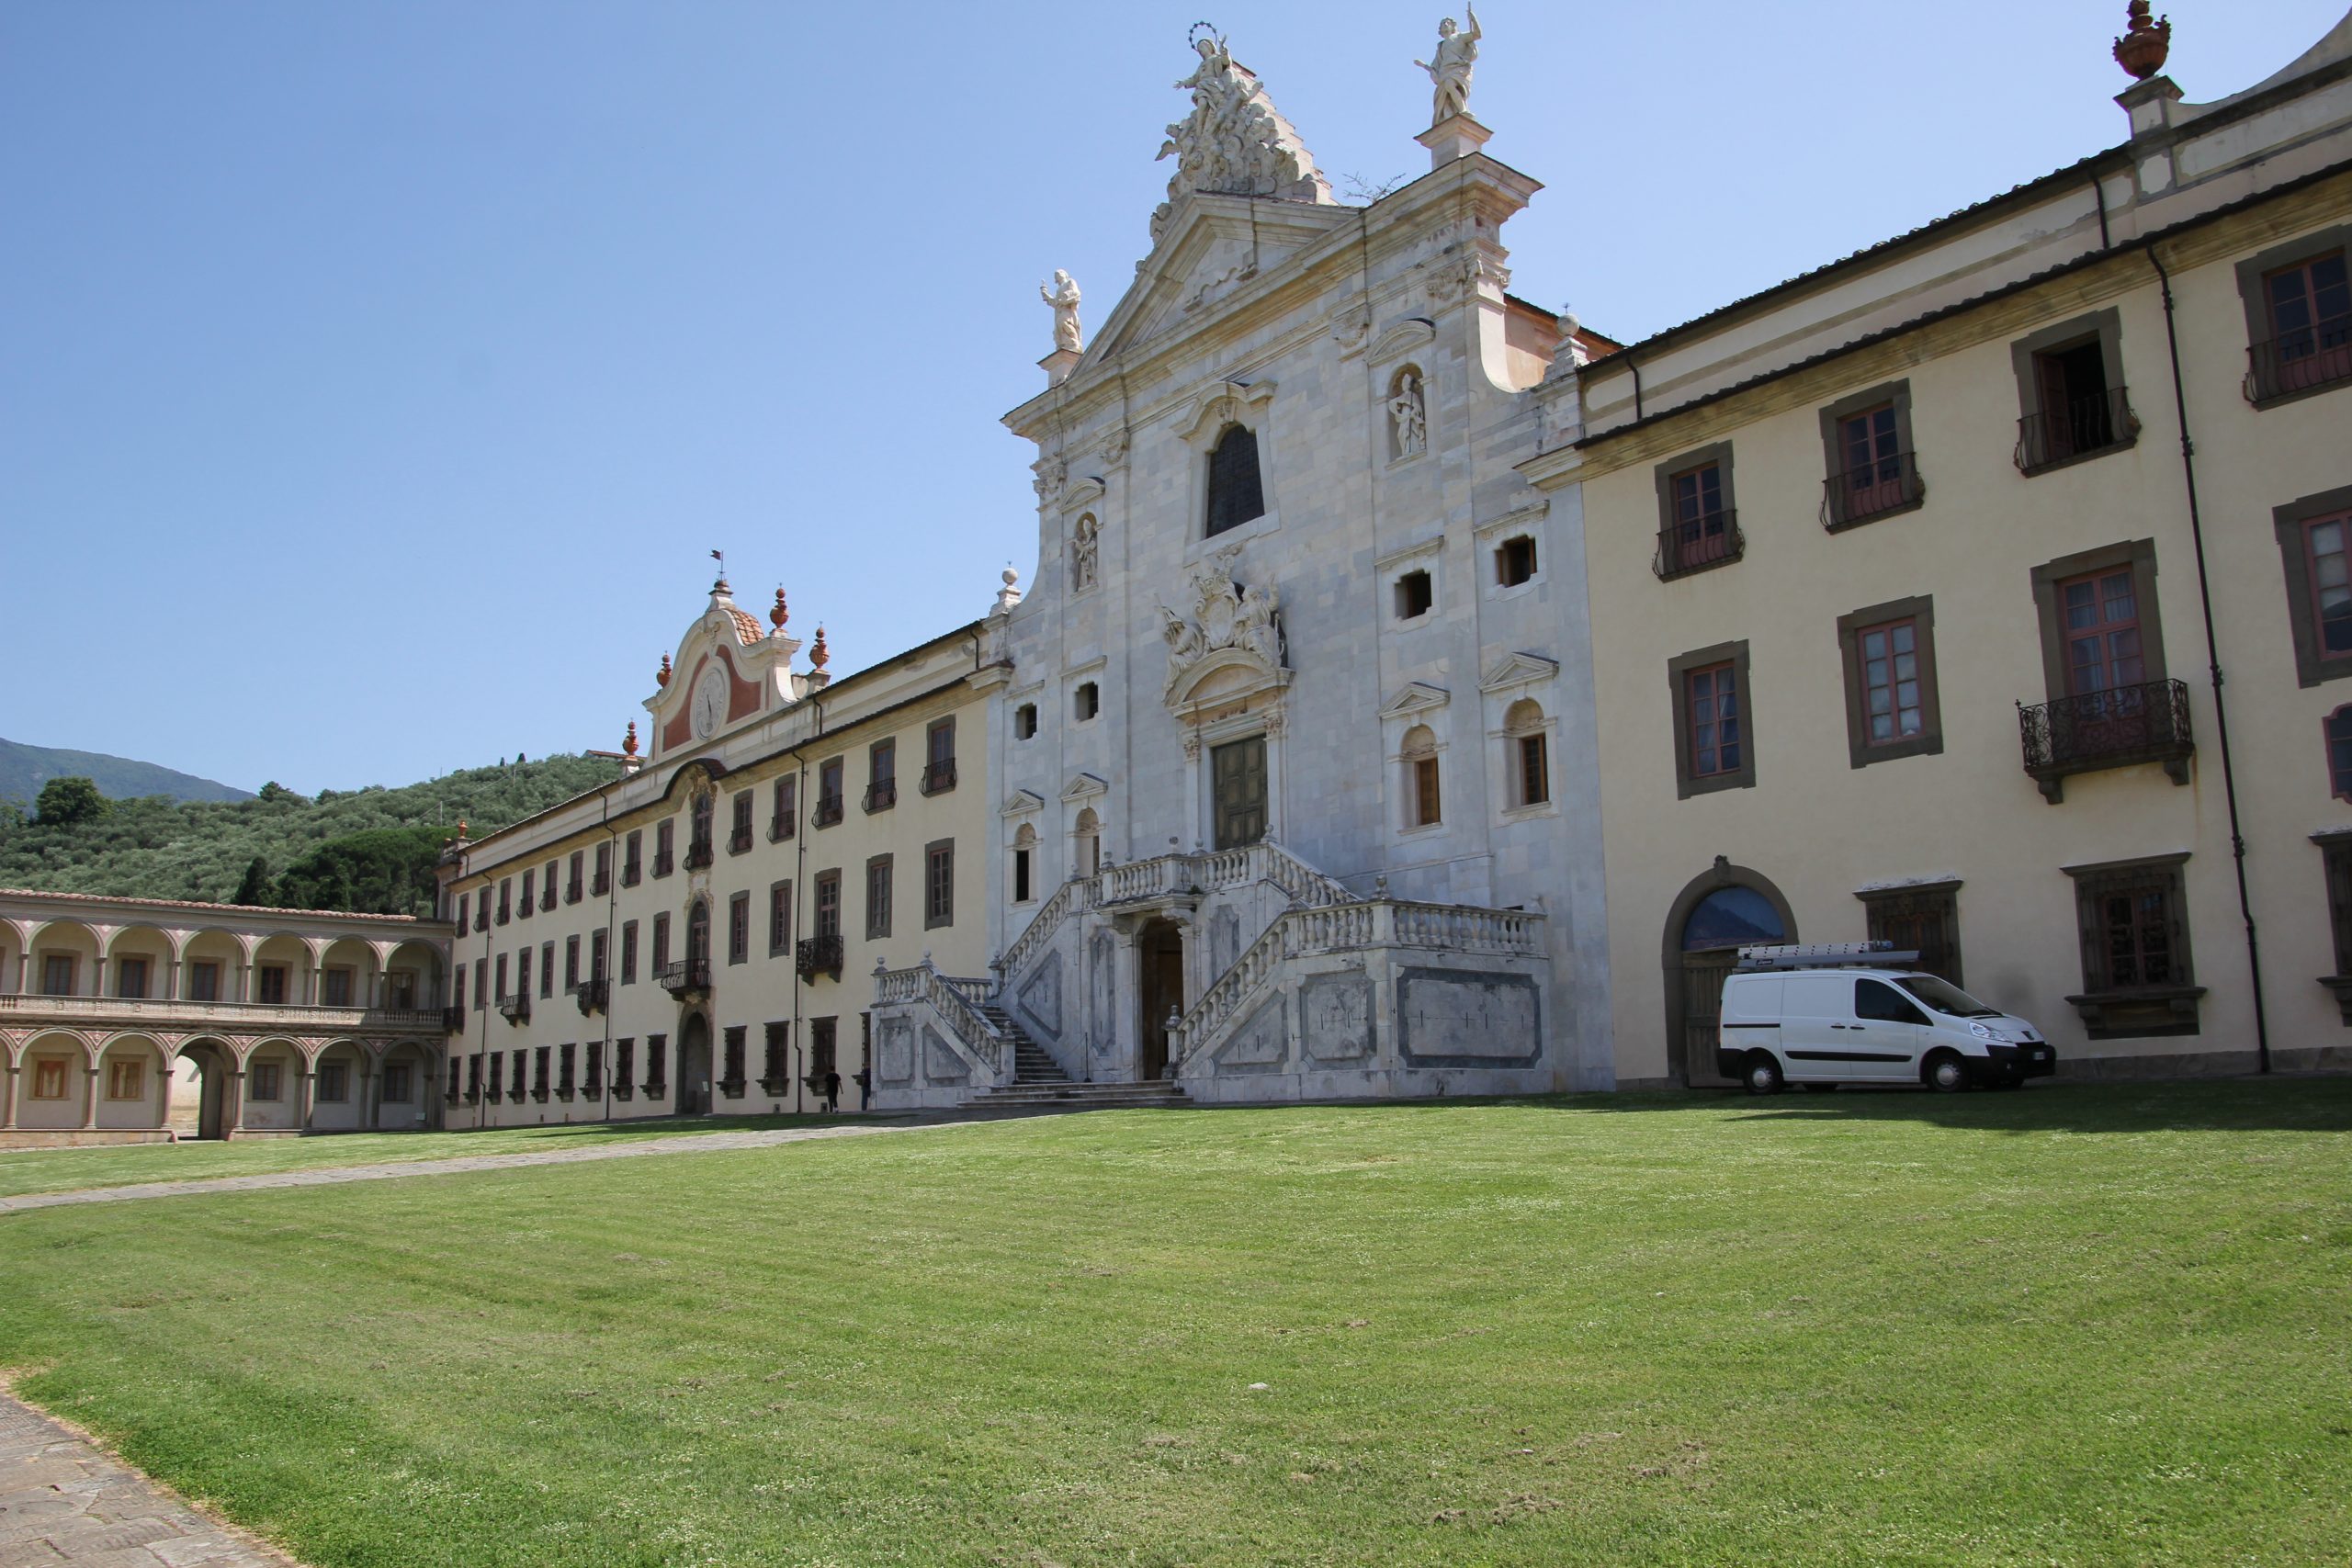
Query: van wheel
1923 1051 1968 1093
1743 1053 1784 1096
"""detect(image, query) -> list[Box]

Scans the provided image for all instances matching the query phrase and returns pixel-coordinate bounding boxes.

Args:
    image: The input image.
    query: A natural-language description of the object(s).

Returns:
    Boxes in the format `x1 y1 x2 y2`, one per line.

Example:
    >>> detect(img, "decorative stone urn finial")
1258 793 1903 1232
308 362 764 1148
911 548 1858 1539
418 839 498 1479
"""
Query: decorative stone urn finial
770 585 789 633
656 651 672 689
622 721 639 759
2113 1 2171 81
809 626 831 671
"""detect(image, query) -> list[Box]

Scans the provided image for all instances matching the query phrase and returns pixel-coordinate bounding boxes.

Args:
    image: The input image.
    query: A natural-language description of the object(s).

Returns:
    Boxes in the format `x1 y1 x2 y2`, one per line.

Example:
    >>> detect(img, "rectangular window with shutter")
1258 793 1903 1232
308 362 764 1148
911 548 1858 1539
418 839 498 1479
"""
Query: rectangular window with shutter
729 891 751 964
924 840 955 929
1859 881 1963 987
867 855 893 940
2063 854 2200 1039
770 880 793 955
620 920 638 984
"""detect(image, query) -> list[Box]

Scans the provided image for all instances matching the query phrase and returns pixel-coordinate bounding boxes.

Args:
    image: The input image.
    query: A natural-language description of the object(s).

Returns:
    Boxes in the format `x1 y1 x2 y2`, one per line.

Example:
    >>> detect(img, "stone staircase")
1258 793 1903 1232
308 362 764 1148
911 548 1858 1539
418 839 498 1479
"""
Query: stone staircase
969 1005 1190 1111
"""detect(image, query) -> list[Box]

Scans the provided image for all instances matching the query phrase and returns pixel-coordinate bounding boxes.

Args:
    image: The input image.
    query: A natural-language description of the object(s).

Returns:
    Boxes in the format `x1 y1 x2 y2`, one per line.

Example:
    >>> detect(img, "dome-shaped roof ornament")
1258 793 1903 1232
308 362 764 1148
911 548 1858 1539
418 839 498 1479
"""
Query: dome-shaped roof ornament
809 626 831 671
770 585 789 634
656 651 673 689
2114 1 2171 80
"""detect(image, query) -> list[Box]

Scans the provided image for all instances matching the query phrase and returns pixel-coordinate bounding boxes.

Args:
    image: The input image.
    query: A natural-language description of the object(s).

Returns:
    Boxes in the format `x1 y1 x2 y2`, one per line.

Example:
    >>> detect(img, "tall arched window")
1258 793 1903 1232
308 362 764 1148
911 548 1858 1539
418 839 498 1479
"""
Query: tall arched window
1204 424 1265 537
1012 823 1039 904
1074 807 1102 876
1505 698 1550 807
1402 725 1441 828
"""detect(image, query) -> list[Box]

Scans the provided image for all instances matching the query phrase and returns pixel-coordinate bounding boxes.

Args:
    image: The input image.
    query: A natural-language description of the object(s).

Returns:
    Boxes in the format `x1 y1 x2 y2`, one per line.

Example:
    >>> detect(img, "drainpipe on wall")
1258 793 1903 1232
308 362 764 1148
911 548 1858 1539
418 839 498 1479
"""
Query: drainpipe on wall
2147 240 2271 1075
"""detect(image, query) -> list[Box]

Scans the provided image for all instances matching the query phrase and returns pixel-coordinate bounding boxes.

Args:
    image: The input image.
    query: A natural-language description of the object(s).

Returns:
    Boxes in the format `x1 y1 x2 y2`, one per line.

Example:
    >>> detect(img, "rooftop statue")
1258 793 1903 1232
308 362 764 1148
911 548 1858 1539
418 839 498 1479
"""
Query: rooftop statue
1149 25 1332 242
1415 5 1482 125
1039 269 1083 354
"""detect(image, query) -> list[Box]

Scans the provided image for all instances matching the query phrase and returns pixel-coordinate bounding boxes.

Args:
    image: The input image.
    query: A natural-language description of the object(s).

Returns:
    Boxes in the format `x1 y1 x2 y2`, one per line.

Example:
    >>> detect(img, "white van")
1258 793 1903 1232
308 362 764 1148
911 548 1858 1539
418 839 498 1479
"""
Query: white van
1714 944 2056 1093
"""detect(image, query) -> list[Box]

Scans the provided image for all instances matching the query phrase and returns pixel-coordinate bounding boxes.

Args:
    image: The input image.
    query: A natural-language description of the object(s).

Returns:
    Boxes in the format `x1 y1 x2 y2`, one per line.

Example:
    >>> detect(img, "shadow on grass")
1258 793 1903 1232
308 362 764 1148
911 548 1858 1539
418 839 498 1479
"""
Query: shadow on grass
1125 1077 2352 1136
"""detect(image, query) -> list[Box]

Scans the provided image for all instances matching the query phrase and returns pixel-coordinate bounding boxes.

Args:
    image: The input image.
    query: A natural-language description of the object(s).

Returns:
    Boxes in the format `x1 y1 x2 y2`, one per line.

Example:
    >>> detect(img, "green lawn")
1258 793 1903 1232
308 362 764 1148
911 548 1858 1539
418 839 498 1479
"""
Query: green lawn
1 1082 2346 1566
0 1114 850 1199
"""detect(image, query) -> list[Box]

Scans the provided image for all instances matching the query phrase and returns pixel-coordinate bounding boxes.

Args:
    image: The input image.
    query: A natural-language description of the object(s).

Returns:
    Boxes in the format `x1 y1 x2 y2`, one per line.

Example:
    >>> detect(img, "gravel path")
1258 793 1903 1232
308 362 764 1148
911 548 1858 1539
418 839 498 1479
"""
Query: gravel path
0 1386 303 1566
0 1120 953 1216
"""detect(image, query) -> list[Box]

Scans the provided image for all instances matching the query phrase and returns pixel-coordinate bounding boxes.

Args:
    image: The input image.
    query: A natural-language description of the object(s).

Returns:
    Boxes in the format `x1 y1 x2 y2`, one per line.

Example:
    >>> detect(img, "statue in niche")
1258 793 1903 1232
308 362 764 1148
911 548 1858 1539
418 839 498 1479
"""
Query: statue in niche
1415 5 1482 125
1388 370 1427 458
1072 514 1099 592
1039 269 1083 354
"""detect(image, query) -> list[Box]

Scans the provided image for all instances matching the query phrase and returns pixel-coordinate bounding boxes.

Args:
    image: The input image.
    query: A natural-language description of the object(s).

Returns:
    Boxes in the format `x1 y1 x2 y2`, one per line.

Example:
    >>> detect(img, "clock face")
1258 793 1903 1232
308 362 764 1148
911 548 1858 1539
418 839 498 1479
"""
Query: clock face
690 667 728 739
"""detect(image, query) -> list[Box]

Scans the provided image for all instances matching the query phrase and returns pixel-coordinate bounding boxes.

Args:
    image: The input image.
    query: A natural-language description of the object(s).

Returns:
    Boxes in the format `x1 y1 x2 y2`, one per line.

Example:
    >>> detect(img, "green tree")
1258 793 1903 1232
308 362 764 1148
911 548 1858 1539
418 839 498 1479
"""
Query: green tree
272 827 450 916
232 856 271 905
34 776 109 826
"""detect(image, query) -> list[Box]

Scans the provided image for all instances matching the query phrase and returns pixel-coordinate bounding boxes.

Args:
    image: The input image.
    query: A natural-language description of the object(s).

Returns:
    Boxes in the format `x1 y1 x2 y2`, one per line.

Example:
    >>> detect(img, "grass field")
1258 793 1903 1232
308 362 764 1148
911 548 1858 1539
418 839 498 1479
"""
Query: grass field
1 1081 2346 1566
0 1114 846 1199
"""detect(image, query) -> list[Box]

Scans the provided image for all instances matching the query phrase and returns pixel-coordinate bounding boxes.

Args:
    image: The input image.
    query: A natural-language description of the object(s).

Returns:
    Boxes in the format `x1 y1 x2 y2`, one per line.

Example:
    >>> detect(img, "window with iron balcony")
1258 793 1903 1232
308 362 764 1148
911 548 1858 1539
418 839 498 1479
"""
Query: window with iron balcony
653 820 675 877
865 739 898 813
566 851 584 904
1653 445 1742 580
729 790 754 852
2240 237 2350 406
814 759 845 827
623 829 642 886
922 720 957 795
592 842 611 896
2019 544 2191 802
770 776 797 841
2011 313 2138 473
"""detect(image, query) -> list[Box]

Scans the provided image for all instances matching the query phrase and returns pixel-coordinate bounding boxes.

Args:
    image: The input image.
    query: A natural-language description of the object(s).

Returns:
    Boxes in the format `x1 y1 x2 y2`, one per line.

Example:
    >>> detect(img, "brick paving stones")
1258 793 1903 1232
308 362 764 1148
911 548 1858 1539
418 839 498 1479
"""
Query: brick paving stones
0 1388 302 1566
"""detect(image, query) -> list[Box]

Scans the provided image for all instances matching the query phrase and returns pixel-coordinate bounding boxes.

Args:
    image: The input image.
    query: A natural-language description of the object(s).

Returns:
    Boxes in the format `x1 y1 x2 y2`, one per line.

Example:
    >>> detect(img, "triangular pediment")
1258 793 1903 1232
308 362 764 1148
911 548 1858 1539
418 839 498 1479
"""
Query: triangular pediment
1479 653 1561 694
1378 681 1451 719
1091 194 1356 364
1060 773 1109 803
1001 789 1046 818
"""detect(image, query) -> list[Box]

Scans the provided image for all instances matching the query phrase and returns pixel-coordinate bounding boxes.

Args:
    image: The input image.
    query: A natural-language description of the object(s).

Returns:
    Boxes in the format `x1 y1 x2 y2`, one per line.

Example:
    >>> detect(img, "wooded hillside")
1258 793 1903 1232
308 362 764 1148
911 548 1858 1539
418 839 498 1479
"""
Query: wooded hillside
0 754 622 916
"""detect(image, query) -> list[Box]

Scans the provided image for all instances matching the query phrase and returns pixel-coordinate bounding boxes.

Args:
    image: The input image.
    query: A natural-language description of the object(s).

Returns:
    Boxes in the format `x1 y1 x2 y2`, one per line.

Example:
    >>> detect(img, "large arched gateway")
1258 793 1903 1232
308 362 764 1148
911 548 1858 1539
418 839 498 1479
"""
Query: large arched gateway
1661 860 1797 1089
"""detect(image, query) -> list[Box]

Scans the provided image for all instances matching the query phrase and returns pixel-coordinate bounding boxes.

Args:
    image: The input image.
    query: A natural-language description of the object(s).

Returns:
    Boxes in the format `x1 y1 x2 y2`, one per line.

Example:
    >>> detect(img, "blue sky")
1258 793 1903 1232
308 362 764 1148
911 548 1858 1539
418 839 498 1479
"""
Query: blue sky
3 1 2341 795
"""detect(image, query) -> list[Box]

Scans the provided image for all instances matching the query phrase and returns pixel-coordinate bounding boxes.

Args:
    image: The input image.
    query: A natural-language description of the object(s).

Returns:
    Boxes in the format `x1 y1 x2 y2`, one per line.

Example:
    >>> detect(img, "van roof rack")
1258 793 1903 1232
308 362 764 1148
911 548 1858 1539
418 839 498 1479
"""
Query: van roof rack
1735 942 1920 972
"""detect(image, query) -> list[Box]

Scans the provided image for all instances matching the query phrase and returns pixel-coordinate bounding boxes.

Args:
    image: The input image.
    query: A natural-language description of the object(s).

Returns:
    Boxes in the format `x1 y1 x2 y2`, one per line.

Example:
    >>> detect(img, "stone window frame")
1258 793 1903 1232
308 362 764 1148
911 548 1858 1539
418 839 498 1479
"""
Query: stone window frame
1396 723 1444 835
1476 505 1550 603
2028 538 2169 702
1856 879 1964 987
2061 852 2204 1039
924 839 956 931
1667 640 1756 798
1072 680 1102 724
728 890 751 966
2008 307 2137 476
2328 705 2352 801
1178 380 1282 554
2313 831 2352 1022
2273 485 2352 686
1816 378 1923 532
1653 440 1741 580
620 919 638 985
1834 594 1944 769
1494 696 1557 818
814 869 842 941
865 854 894 942
2233 223 2352 411
1013 701 1039 740
540 941 554 999
1376 536 1442 629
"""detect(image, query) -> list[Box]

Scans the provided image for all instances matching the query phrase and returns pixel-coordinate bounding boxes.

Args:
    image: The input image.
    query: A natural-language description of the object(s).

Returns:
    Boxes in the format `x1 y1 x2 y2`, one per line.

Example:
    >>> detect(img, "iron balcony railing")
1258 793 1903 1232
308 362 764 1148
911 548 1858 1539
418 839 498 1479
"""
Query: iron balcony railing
729 825 753 853
622 861 641 886
812 795 845 829
2018 677 2193 798
2245 322 2352 403
498 995 530 1024
796 932 844 984
573 976 609 1016
684 838 715 870
2015 387 2138 472
1655 509 1744 580
656 959 711 997
864 780 898 813
652 850 674 877
1821 451 1924 529
922 759 957 795
441 1005 465 1032
770 812 795 842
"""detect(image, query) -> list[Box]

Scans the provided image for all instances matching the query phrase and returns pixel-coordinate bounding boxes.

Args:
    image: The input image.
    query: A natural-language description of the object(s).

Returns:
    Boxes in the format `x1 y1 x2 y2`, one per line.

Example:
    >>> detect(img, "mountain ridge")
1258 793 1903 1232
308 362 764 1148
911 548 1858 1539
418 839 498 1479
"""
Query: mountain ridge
0 737 253 807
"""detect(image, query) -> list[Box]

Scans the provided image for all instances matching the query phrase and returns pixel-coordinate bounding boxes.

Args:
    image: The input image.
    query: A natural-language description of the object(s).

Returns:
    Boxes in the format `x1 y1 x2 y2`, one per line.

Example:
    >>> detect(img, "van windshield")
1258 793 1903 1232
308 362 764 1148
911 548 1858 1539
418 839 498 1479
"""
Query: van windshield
1895 975 2002 1018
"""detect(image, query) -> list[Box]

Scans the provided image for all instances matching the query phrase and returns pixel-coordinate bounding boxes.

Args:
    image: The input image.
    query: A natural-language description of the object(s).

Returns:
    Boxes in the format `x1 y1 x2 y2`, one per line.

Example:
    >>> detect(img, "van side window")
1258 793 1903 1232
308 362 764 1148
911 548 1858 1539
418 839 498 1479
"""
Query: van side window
1856 978 1927 1025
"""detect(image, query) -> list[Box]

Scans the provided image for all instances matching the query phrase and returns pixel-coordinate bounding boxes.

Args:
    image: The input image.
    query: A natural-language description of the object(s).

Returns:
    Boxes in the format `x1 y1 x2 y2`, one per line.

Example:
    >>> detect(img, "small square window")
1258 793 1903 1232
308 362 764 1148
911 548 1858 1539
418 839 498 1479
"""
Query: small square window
1395 569 1433 619
1497 535 1538 587
1014 702 1038 739
1074 682 1100 722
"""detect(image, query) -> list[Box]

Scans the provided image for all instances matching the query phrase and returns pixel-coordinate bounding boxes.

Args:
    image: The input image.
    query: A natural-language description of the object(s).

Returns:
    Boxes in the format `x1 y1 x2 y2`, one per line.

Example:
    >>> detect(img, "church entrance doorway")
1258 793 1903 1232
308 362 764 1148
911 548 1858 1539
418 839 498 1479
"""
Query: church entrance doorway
678 1012 713 1116
1136 919 1185 1080
1211 736 1266 850
1661 866 1795 1089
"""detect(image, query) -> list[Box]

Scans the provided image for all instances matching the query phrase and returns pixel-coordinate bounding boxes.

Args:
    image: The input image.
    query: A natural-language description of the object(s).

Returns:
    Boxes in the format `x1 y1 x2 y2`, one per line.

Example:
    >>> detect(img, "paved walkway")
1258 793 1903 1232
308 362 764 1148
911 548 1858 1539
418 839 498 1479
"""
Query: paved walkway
0 1121 950 1215
0 1387 301 1565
